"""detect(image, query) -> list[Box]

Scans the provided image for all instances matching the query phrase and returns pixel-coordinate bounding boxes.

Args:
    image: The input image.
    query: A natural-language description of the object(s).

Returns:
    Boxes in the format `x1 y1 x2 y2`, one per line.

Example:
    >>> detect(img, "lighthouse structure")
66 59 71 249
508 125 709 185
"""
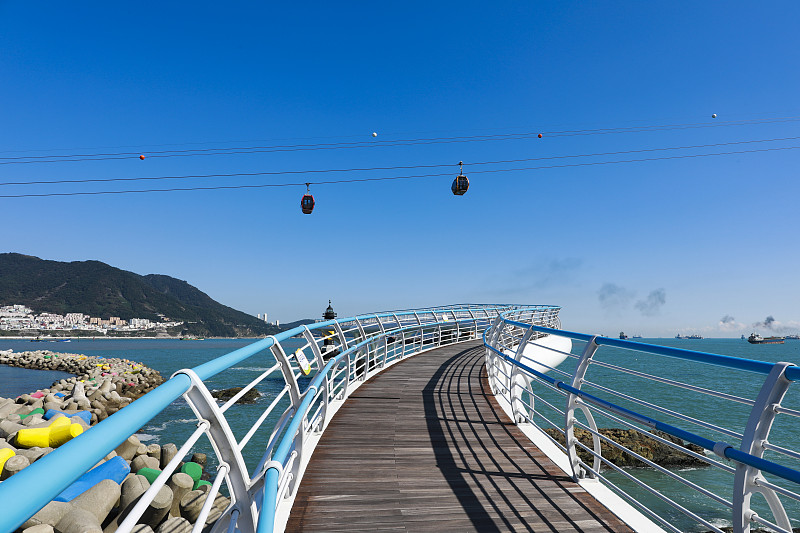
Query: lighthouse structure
322 300 338 356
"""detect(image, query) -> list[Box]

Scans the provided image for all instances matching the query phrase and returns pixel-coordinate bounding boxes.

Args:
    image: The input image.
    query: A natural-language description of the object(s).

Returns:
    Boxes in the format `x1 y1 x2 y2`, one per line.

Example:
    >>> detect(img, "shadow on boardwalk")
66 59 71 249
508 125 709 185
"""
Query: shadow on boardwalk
287 342 632 532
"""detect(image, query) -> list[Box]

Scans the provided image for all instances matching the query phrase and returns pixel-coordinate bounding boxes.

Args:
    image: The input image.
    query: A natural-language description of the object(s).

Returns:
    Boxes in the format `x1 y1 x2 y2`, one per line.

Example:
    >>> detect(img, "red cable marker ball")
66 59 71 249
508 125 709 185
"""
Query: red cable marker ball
538 133 543 138
139 155 145 160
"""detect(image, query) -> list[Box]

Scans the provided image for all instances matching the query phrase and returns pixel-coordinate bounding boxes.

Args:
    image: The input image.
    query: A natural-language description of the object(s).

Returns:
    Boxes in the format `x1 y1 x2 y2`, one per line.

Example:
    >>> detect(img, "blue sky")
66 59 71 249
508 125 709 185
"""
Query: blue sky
1 2 798 336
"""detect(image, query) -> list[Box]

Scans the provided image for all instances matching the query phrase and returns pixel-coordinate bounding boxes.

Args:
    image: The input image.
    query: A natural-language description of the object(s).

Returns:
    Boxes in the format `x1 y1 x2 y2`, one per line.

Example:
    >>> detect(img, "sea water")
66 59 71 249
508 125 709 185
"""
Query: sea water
1 337 798 531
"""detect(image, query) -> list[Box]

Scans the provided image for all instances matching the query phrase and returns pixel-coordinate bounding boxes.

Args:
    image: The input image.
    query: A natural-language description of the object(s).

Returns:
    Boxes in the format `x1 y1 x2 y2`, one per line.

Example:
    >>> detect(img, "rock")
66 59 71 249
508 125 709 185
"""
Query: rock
210 387 260 403
544 428 708 469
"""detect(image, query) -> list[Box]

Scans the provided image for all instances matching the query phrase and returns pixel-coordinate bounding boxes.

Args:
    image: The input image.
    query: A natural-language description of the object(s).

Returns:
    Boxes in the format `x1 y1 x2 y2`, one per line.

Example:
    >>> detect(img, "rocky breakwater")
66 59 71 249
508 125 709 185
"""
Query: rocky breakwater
0 350 231 533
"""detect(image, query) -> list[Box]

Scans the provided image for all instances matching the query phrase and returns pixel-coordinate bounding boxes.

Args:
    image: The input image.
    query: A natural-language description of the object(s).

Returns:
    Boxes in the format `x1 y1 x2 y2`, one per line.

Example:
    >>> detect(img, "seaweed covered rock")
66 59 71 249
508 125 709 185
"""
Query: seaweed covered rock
210 387 260 404
544 427 708 469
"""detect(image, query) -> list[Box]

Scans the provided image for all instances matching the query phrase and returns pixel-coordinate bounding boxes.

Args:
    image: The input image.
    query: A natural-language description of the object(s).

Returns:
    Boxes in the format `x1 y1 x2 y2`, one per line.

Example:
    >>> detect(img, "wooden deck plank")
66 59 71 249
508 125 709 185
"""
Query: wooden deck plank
287 341 633 532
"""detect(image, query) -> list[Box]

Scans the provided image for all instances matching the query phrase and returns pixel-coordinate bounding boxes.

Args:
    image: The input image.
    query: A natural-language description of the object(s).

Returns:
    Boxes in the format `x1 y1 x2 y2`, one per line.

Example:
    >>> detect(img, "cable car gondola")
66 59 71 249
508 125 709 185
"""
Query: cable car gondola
301 183 315 214
451 161 469 196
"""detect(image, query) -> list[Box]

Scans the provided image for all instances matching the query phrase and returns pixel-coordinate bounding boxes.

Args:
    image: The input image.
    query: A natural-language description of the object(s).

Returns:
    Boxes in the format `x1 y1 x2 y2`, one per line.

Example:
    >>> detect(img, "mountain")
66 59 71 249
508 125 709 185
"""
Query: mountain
280 319 317 331
0 253 280 337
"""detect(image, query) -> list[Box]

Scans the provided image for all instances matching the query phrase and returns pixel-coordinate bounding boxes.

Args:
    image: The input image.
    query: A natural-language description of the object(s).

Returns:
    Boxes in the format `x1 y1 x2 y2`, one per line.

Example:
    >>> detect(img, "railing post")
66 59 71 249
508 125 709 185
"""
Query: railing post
173 369 257 533
508 327 536 423
269 340 305 497
466 309 477 339
485 314 506 395
732 362 794 533
302 327 328 432
450 310 460 344
353 318 368 378
564 336 602 481
333 320 349 350
372 315 388 368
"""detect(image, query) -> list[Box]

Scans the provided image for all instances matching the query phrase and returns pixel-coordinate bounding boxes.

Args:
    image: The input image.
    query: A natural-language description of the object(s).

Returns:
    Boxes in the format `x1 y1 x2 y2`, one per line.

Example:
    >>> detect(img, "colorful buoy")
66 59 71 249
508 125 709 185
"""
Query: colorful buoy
139 155 145 160
538 133 543 138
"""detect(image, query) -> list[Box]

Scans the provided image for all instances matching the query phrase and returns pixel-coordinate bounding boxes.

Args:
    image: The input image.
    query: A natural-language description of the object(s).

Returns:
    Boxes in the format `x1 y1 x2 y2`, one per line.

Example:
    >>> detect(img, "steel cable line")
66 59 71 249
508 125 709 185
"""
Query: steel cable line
2 145 798 199
3 113 794 155
1 116 799 165
4 135 800 188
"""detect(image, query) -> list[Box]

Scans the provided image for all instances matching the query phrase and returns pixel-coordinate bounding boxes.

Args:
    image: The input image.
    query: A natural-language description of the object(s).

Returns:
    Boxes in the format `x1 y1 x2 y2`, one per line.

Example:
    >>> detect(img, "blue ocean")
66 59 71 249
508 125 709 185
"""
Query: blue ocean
1 337 798 532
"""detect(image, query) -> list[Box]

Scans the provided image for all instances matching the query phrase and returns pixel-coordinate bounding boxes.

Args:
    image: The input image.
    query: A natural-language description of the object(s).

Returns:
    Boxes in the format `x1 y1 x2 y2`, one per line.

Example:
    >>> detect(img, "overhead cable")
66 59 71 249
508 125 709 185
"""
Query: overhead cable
3 135 799 188
2 144 798 199
1 116 799 165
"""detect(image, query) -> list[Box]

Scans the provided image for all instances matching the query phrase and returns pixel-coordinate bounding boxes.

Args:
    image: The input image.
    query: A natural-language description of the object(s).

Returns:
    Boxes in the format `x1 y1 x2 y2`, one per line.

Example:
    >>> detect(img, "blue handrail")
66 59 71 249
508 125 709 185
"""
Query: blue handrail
0 303 541 533
257 316 491 532
486 342 800 486
485 311 800 532
503 319 800 381
0 336 281 531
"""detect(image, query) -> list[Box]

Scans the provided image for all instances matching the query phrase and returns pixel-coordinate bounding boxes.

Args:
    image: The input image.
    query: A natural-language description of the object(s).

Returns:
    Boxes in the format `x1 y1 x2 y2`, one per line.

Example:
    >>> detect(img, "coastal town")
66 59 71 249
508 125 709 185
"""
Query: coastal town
0 304 183 335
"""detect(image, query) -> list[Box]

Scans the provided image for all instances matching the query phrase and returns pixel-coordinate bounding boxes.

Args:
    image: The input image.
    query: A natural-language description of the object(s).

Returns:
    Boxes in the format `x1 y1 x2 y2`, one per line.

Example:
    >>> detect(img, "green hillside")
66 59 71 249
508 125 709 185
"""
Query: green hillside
0 253 280 337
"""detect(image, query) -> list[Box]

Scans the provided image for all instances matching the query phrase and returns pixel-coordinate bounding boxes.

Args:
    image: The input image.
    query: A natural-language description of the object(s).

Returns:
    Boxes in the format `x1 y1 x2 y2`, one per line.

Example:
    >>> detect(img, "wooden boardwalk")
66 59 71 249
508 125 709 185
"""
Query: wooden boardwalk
287 341 634 532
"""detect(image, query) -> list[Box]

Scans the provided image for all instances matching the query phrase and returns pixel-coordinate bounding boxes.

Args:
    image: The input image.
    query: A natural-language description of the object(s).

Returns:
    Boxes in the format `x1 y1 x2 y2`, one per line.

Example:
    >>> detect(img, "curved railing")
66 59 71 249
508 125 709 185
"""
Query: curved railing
484 309 800 533
0 304 562 533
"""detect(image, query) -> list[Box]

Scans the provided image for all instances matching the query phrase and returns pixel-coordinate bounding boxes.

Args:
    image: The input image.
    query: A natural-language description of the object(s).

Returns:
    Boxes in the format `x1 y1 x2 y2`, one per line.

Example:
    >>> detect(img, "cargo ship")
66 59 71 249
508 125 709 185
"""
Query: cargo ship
747 333 785 344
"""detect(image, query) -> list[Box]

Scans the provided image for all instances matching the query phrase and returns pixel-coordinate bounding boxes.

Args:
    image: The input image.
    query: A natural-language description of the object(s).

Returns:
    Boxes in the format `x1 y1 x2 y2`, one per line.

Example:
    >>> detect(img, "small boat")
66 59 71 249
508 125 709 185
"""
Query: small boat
619 332 628 340
785 334 800 340
632 334 643 339
747 333 785 344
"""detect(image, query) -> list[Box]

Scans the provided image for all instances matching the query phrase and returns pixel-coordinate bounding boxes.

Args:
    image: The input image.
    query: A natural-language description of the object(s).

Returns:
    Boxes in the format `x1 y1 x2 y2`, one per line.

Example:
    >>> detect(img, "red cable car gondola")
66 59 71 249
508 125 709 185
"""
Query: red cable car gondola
451 161 469 196
301 183 315 214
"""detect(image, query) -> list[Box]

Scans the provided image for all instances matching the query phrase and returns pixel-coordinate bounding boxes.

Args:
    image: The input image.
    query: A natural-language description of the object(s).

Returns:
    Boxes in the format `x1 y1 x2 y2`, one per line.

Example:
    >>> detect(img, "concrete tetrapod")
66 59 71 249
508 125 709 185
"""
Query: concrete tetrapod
22 479 121 531
166 473 194 518
0 454 30 480
54 455 131 502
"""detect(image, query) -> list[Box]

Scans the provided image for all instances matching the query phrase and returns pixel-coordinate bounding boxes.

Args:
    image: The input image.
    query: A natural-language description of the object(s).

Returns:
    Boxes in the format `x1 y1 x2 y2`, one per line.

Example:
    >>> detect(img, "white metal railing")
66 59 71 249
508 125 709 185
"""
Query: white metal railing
0 304 560 533
484 309 800 533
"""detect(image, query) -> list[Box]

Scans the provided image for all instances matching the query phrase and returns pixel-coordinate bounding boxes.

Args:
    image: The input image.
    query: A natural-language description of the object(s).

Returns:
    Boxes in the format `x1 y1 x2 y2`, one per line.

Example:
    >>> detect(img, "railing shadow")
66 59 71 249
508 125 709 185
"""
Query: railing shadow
422 344 625 532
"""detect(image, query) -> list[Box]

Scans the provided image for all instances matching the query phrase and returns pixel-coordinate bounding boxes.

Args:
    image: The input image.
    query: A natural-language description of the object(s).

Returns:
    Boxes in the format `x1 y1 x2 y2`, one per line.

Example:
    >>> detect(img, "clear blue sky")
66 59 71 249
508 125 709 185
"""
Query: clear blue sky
2 2 798 337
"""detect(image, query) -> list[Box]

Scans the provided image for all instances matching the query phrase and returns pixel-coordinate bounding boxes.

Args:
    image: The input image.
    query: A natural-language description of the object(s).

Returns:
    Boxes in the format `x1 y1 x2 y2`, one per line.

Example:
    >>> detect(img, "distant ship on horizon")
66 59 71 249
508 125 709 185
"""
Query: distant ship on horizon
747 332 785 344
676 333 703 339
